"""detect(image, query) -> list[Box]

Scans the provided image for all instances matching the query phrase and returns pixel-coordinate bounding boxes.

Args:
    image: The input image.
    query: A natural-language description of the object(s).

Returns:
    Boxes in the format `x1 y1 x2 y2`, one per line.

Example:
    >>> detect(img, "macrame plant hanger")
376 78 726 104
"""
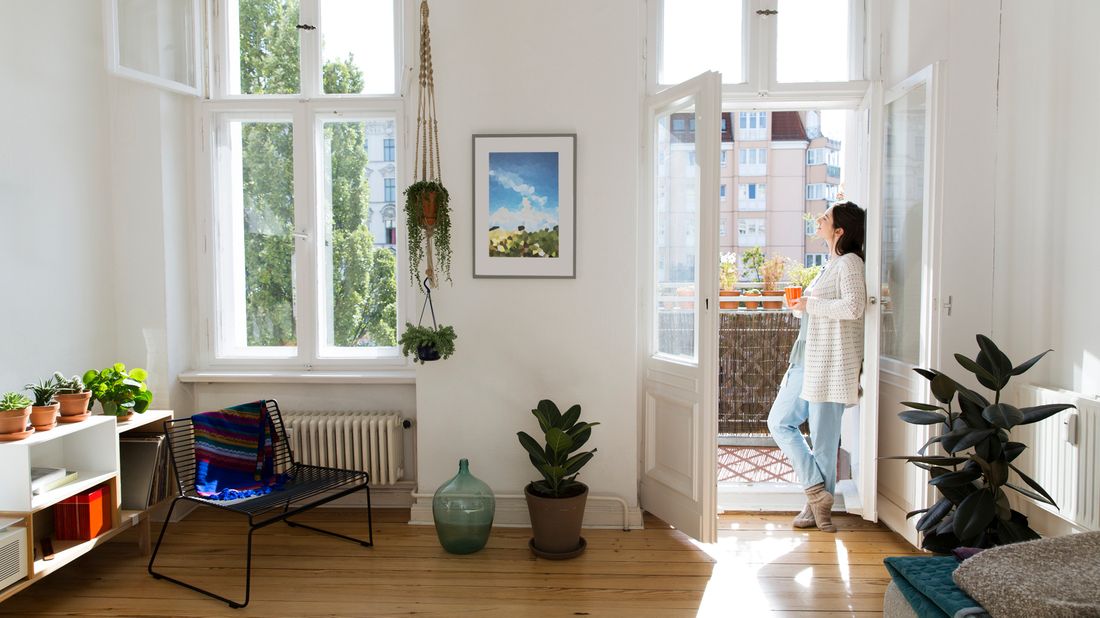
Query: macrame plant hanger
414 0 442 289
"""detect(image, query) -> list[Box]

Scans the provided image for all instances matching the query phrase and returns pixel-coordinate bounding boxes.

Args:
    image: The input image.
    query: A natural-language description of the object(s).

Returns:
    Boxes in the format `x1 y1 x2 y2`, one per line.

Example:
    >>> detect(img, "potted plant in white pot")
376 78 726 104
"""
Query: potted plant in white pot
516 399 599 559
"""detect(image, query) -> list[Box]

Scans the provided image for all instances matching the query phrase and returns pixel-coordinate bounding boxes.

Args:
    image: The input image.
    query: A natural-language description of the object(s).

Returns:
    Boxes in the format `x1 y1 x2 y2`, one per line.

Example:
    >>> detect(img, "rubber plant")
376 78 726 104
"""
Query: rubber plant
517 399 599 498
887 335 1075 553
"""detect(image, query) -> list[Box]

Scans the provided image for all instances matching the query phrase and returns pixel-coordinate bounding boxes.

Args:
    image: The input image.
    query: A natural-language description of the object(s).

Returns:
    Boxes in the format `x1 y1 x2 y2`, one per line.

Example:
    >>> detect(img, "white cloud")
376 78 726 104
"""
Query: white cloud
490 169 548 207
489 197 557 232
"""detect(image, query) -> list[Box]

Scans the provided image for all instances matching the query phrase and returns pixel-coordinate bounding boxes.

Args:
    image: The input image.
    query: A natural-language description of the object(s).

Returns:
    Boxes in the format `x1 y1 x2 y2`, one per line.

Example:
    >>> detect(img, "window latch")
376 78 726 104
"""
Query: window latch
296 23 316 31
755 9 778 17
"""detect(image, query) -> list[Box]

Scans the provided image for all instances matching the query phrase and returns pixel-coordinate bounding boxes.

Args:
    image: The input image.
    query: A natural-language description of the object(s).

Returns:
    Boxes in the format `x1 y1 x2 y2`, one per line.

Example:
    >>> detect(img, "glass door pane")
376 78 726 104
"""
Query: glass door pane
321 0 396 95
880 84 927 364
117 0 198 88
230 0 301 95
654 108 701 360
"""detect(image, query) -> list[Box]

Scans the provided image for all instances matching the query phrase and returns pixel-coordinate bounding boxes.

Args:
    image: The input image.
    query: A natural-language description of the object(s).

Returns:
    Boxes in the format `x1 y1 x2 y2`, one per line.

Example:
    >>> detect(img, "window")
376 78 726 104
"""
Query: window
658 0 744 84
107 0 202 95
720 184 727 200
203 0 401 366
738 218 766 246
738 183 766 211
739 148 767 175
776 0 851 83
721 150 728 166
805 253 827 267
807 147 839 166
806 183 838 201
738 112 767 140
805 217 817 236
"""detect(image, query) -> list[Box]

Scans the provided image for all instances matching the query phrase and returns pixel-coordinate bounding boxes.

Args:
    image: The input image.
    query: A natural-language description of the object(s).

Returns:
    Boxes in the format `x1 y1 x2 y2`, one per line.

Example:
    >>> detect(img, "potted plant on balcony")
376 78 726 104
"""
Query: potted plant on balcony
760 254 788 310
399 322 457 364
741 246 764 283
787 263 823 291
719 252 740 309
53 372 91 420
887 335 1075 553
742 288 762 310
0 392 33 439
517 399 599 559
25 377 59 431
83 363 152 421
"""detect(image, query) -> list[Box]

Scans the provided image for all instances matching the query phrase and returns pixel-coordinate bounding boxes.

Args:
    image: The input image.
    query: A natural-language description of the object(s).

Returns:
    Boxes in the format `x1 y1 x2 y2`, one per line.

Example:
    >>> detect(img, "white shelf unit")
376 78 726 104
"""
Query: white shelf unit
0 409 173 602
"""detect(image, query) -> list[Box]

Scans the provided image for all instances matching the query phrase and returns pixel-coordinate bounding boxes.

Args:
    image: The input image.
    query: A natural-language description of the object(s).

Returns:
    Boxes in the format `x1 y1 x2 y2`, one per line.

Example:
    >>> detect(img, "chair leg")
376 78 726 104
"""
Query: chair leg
148 497 181 577
282 484 374 547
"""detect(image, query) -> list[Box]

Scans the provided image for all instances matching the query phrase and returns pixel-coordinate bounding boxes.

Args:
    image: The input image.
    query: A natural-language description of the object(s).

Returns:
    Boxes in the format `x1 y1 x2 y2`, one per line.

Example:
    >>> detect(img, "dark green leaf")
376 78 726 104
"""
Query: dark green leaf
538 399 562 428
930 373 957 404
916 498 954 532
1004 483 1055 506
1008 463 1058 508
975 351 1003 391
954 353 997 383
930 467 982 487
560 404 582 430
1020 403 1076 425
949 428 996 453
518 432 546 465
994 488 1012 520
544 427 572 457
956 386 991 409
531 406 551 434
906 508 929 519
996 515 1040 543
913 368 937 381
983 403 1024 429
989 460 1009 487
936 476 979 505
976 334 1013 381
917 434 942 455
1003 442 1026 462
901 401 943 411
899 410 948 425
562 450 595 476
954 490 996 541
1010 349 1052 376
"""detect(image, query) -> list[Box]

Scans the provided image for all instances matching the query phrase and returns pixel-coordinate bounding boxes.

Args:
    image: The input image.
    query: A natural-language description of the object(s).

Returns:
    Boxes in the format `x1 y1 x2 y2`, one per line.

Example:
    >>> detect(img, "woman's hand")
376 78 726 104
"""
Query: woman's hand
788 296 808 312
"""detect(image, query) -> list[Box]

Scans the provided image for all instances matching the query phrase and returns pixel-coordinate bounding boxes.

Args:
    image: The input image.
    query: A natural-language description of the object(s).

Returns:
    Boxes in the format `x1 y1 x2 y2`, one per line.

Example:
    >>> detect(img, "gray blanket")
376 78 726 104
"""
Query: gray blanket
953 530 1100 617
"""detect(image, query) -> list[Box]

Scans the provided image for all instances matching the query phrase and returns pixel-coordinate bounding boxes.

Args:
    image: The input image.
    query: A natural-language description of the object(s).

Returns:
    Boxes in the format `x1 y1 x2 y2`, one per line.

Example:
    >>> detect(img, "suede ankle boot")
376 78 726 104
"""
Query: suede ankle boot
792 504 816 528
805 483 836 533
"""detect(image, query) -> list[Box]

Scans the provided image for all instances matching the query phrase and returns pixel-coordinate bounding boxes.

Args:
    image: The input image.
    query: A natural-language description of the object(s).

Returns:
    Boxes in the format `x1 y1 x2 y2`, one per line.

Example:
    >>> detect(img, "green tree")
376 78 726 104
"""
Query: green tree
238 0 395 347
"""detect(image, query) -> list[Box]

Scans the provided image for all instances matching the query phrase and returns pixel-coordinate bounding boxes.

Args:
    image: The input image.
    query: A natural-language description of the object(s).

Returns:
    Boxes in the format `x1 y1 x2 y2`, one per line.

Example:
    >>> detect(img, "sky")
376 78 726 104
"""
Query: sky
488 152 560 233
321 0 395 94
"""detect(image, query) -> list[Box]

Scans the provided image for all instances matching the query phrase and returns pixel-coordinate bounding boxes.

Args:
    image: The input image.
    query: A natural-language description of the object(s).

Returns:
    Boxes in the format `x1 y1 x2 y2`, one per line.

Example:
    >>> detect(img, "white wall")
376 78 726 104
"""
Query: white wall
0 2 119 390
411 0 643 517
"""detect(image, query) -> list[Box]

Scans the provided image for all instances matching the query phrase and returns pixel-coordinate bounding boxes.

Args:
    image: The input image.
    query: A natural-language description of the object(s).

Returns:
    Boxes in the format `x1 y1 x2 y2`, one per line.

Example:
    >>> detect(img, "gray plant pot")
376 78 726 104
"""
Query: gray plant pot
524 482 588 559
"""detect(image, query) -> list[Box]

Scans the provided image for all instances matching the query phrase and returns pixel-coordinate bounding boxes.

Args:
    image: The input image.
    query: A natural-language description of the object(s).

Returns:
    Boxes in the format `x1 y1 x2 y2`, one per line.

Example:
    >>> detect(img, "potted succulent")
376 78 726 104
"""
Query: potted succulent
517 399 599 559
719 252 740 309
398 322 457 364
742 288 762 310
25 377 60 431
53 372 91 419
83 363 153 421
887 335 1075 553
0 392 32 438
404 180 452 287
760 254 788 310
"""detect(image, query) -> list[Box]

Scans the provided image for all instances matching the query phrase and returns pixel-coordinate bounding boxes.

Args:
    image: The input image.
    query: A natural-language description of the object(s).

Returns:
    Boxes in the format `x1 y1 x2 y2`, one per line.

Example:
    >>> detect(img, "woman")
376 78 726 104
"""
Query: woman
767 201 867 533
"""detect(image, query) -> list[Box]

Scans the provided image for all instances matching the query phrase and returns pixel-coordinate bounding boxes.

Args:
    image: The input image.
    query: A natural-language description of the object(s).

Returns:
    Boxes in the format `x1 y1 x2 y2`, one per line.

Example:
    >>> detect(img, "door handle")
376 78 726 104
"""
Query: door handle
868 296 878 305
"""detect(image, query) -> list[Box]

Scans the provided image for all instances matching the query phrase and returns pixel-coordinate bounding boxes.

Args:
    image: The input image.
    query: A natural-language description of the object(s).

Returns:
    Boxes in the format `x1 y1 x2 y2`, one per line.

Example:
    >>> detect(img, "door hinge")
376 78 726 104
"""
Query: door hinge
942 295 953 316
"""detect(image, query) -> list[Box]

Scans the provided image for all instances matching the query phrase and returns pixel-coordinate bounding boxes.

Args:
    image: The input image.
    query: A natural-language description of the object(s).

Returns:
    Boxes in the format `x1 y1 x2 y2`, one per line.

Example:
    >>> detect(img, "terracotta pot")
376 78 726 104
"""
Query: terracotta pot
57 391 92 416
30 403 59 431
0 407 31 434
762 290 785 310
525 483 588 558
743 294 761 310
719 289 741 310
420 191 438 227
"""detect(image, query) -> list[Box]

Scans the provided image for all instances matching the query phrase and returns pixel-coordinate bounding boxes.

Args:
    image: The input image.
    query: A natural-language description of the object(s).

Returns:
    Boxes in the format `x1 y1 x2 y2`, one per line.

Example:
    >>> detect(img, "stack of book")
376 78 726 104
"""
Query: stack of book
30 467 78 496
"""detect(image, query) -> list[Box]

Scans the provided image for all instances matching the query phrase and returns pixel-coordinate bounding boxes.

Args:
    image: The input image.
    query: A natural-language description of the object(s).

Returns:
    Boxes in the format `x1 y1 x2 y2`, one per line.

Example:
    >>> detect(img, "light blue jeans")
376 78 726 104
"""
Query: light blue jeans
766 364 845 494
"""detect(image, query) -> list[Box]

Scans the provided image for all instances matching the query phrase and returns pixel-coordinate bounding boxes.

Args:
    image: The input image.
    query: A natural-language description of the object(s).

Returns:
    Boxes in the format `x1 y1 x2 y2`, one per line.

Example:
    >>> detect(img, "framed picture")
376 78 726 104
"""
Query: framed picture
472 134 576 278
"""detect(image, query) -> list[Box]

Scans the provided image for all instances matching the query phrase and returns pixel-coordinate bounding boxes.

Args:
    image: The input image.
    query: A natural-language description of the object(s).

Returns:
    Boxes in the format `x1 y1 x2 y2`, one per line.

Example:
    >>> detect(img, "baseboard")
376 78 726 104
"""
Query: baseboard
1017 499 1096 537
409 493 644 530
718 481 849 512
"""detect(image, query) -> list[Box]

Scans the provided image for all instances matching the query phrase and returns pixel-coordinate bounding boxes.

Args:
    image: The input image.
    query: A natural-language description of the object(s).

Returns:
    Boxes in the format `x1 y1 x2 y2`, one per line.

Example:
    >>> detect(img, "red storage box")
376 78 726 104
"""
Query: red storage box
54 485 112 541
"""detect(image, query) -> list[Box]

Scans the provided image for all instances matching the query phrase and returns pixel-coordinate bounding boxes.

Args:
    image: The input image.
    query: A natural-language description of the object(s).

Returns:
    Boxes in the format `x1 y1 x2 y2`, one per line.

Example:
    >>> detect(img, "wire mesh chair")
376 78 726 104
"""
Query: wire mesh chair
147 400 373 608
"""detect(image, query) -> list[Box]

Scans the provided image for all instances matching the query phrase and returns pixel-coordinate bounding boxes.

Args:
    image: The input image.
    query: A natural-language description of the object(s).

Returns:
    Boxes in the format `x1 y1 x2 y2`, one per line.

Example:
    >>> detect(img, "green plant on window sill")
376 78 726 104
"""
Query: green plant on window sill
83 363 153 416
0 392 32 412
24 377 59 407
403 180 452 286
399 322 457 364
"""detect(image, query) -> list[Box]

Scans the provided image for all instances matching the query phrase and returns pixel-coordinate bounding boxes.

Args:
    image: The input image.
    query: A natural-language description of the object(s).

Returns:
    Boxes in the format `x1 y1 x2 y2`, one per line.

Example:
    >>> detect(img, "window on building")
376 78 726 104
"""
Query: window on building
807 147 840 166
805 253 827 267
738 183 766 211
738 218 766 246
721 150 728 166
720 184 727 200
204 0 401 365
739 147 767 175
806 183 838 201
738 112 768 140
805 217 817 236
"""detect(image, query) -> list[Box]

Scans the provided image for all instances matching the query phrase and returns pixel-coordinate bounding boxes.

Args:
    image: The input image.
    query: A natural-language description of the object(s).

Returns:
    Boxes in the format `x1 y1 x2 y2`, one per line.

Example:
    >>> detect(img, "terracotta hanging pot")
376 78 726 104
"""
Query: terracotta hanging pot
420 191 439 227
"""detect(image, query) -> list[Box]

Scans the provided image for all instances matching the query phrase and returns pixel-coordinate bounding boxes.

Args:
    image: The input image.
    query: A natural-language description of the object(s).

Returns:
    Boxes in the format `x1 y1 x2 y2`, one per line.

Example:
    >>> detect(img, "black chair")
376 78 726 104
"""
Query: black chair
148 399 373 608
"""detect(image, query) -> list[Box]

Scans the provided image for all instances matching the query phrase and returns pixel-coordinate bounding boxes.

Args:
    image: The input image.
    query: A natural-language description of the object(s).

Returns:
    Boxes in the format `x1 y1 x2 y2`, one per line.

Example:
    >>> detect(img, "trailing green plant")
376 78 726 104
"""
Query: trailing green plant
0 392 32 411
741 246 765 282
83 363 153 416
787 263 823 289
24 377 59 407
517 399 599 499
53 372 86 394
403 180 452 285
887 335 1075 553
398 323 457 364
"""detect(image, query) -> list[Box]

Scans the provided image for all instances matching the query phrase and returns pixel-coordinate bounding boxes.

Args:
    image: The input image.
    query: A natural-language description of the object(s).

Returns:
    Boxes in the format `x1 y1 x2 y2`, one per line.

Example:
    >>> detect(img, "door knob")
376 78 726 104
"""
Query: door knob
868 296 878 305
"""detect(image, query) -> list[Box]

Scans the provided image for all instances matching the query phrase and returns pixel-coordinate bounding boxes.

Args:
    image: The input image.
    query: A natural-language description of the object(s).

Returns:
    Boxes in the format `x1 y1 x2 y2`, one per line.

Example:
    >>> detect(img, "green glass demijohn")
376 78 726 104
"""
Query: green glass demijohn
432 458 495 554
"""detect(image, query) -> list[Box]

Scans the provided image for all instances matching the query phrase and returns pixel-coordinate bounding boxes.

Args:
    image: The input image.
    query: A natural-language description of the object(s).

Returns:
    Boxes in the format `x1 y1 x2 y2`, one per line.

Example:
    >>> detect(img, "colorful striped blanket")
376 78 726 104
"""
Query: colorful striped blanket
193 401 285 500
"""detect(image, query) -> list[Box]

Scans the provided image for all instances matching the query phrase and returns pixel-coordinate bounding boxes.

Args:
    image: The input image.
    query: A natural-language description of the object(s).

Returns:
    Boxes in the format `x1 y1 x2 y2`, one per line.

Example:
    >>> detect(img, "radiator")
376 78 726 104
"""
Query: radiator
1013 385 1100 531
282 411 405 485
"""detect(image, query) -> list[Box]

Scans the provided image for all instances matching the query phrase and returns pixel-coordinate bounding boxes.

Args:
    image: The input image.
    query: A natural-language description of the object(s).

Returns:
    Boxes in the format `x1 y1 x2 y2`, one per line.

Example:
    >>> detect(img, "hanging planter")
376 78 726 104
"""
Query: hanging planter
398 278 457 364
404 0 451 288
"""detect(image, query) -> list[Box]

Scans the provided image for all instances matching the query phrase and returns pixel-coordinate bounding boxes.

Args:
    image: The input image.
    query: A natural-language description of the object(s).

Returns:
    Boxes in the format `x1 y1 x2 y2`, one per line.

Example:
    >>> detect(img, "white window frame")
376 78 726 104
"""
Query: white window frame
738 183 766 211
104 0 204 96
806 182 837 201
739 147 767 176
647 0 870 103
738 218 766 246
805 253 827 267
738 111 768 140
195 1 407 370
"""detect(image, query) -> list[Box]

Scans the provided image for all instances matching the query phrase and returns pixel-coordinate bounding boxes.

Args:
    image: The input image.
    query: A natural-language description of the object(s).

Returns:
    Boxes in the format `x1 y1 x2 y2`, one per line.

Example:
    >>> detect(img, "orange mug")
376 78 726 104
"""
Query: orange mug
784 286 803 306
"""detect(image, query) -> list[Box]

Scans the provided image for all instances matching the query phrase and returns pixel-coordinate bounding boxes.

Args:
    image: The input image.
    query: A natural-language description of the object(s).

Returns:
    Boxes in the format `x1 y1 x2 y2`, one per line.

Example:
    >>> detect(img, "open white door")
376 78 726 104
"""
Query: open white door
639 71 721 543
874 64 944 546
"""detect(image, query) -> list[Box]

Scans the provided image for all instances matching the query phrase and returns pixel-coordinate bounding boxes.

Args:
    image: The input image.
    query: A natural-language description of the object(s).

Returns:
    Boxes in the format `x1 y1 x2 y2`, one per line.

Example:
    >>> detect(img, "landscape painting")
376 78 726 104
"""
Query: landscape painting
473 134 576 278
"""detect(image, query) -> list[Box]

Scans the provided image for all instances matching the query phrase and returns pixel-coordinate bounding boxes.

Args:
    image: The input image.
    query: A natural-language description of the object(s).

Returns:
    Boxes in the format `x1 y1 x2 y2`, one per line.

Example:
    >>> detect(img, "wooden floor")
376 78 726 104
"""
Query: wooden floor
0 508 921 617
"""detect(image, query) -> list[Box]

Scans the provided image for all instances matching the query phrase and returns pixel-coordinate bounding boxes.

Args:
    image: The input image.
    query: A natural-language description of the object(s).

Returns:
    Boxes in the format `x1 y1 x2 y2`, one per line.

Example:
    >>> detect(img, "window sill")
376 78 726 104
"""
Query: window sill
177 369 415 385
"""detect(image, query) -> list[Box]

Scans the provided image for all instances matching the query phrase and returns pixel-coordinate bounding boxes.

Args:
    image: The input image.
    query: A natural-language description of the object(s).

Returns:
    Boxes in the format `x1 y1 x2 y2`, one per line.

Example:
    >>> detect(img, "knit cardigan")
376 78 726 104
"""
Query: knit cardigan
799 252 867 405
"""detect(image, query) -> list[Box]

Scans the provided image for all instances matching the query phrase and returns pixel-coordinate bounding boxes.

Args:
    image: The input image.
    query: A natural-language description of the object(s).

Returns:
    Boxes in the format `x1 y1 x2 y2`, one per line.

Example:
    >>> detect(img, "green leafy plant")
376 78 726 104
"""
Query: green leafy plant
0 392 32 411
719 252 739 290
517 399 599 498
887 335 1075 553
398 323 457 364
787 263 823 289
743 289 762 296
53 372 86 394
24 377 59 407
83 363 153 416
741 246 765 283
403 180 452 285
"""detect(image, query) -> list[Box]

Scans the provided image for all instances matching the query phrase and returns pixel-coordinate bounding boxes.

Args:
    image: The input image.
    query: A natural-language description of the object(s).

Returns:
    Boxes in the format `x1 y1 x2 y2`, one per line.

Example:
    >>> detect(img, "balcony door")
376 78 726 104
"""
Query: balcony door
639 71 721 543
